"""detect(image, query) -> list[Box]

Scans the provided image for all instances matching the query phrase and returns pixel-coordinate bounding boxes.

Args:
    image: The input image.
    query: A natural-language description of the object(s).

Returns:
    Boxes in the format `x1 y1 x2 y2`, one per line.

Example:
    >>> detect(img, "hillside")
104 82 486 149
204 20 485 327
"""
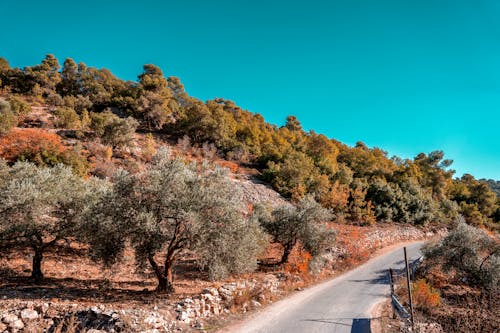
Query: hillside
0 55 499 332
0 55 498 227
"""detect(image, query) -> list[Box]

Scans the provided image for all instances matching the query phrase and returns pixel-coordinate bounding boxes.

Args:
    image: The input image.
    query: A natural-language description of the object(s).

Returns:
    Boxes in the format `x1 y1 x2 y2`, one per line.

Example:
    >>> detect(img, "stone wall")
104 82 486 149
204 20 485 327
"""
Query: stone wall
0 301 179 333
175 274 281 326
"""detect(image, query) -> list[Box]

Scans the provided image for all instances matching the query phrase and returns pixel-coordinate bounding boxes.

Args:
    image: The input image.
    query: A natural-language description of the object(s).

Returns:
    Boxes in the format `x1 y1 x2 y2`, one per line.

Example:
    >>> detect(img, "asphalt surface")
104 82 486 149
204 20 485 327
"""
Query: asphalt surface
232 242 424 333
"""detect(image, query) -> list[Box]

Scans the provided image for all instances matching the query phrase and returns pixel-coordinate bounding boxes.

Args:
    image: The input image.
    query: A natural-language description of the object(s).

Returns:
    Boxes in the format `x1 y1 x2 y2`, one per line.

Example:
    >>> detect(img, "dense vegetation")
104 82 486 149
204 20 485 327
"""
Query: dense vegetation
424 217 499 291
0 55 498 228
0 54 498 293
483 179 500 197
406 220 499 332
82 148 267 292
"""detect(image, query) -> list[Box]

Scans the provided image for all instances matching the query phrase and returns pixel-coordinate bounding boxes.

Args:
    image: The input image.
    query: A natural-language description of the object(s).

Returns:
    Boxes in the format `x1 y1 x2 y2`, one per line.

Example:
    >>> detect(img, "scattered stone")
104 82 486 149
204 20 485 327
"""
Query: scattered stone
20 308 39 320
2 313 19 324
144 315 157 325
416 322 444 333
177 311 191 323
193 319 204 329
9 319 24 330
250 300 262 309
201 287 219 297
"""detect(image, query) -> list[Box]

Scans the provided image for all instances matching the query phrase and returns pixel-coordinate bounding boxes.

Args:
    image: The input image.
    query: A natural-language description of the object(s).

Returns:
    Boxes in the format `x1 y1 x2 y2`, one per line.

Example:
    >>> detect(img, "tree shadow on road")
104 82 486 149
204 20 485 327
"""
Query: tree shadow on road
348 269 389 285
302 317 373 332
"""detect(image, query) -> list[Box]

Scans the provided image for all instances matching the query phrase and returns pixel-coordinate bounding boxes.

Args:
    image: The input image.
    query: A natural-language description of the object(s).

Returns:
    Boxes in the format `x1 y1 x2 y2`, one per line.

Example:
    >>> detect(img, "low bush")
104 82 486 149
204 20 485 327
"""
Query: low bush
412 279 441 311
7 95 31 116
424 217 500 291
284 249 312 275
54 107 81 128
0 128 90 176
90 110 138 148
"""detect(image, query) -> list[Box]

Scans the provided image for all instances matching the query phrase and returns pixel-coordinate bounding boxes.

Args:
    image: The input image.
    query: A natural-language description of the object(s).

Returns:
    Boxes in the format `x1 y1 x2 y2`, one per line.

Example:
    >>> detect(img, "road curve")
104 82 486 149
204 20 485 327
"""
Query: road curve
222 242 424 333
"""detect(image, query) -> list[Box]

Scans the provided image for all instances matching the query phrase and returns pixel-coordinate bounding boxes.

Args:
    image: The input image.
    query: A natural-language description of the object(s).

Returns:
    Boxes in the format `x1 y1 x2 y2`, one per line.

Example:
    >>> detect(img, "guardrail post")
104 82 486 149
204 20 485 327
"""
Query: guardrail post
404 247 415 331
389 268 395 294
388 268 396 319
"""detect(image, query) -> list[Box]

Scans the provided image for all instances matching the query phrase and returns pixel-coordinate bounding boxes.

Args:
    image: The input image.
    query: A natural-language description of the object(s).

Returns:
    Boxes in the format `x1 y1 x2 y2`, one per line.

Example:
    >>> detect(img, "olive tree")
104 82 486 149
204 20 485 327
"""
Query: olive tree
256 197 334 265
83 148 266 292
0 161 106 280
424 217 500 290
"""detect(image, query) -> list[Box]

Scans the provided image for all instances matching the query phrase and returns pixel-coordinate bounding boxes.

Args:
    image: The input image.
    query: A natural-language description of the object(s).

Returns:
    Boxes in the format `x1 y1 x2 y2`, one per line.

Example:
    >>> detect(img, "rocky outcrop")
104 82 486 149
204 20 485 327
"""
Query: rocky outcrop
234 176 288 208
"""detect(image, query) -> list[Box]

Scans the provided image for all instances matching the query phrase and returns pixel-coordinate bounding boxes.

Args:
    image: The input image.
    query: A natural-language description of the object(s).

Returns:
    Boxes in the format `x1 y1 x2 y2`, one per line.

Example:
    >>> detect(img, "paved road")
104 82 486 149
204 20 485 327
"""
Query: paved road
229 242 424 333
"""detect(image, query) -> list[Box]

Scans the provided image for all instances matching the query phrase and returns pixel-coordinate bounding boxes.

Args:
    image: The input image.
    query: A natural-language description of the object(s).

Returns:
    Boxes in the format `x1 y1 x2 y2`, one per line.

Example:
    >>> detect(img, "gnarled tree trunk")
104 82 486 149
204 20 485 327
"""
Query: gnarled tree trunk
279 243 294 265
149 256 174 293
31 248 43 281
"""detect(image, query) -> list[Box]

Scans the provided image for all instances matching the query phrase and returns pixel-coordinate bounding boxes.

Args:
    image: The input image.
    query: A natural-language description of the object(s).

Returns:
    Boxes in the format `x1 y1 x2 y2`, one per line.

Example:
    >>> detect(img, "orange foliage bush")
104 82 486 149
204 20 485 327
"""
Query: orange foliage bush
284 248 312 275
335 227 371 268
0 128 89 176
0 128 66 161
412 279 441 311
216 160 240 174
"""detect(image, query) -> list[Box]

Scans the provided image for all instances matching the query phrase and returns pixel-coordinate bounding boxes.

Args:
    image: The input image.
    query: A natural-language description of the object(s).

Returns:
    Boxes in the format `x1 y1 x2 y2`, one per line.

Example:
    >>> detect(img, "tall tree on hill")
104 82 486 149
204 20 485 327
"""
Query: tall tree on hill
57 58 79 96
449 174 498 225
414 150 454 200
0 58 10 88
26 54 61 97
136 64 179 129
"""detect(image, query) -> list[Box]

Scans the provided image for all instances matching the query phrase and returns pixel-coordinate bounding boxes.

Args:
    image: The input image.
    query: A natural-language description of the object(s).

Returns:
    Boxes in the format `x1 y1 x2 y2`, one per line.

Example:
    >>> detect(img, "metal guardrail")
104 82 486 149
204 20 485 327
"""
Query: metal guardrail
391 294 410 318
389 254 424 321
391 256 424 279
409 255 424 279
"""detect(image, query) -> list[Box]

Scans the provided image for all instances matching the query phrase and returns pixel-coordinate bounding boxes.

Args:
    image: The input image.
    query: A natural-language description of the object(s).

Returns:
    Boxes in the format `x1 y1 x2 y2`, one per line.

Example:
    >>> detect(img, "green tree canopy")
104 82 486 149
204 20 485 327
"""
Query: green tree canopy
0 162 106 280
256 197 334 265
83 149 266 292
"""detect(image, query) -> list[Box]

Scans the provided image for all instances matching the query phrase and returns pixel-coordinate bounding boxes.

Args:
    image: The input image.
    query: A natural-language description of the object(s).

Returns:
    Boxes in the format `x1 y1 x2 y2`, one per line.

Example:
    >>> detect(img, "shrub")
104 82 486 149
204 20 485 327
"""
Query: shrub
53 107 81 128
0 128 90 176
7 95 31 116
412 279 441 311
90 110 116 137
284 249 312 275
101 116 138 149
424 217 500 290
90 110 138 148
141 133 157 161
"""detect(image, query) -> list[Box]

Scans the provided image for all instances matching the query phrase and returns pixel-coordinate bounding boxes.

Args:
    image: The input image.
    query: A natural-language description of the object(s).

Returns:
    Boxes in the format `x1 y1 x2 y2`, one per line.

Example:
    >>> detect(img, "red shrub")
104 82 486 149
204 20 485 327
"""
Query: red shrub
0 128 89 176
412 279 441 311
284 248 312 275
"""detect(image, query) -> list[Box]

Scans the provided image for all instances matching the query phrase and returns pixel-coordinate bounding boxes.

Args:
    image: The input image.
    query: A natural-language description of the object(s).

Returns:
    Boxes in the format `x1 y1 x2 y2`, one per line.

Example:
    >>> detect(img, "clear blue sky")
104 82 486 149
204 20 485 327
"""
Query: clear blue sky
1 0 499 179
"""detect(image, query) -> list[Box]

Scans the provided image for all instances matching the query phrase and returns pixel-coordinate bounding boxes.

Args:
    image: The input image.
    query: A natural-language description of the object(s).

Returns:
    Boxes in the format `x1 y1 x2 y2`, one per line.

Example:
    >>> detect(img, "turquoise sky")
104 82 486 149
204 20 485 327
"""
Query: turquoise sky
1 0 499 179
